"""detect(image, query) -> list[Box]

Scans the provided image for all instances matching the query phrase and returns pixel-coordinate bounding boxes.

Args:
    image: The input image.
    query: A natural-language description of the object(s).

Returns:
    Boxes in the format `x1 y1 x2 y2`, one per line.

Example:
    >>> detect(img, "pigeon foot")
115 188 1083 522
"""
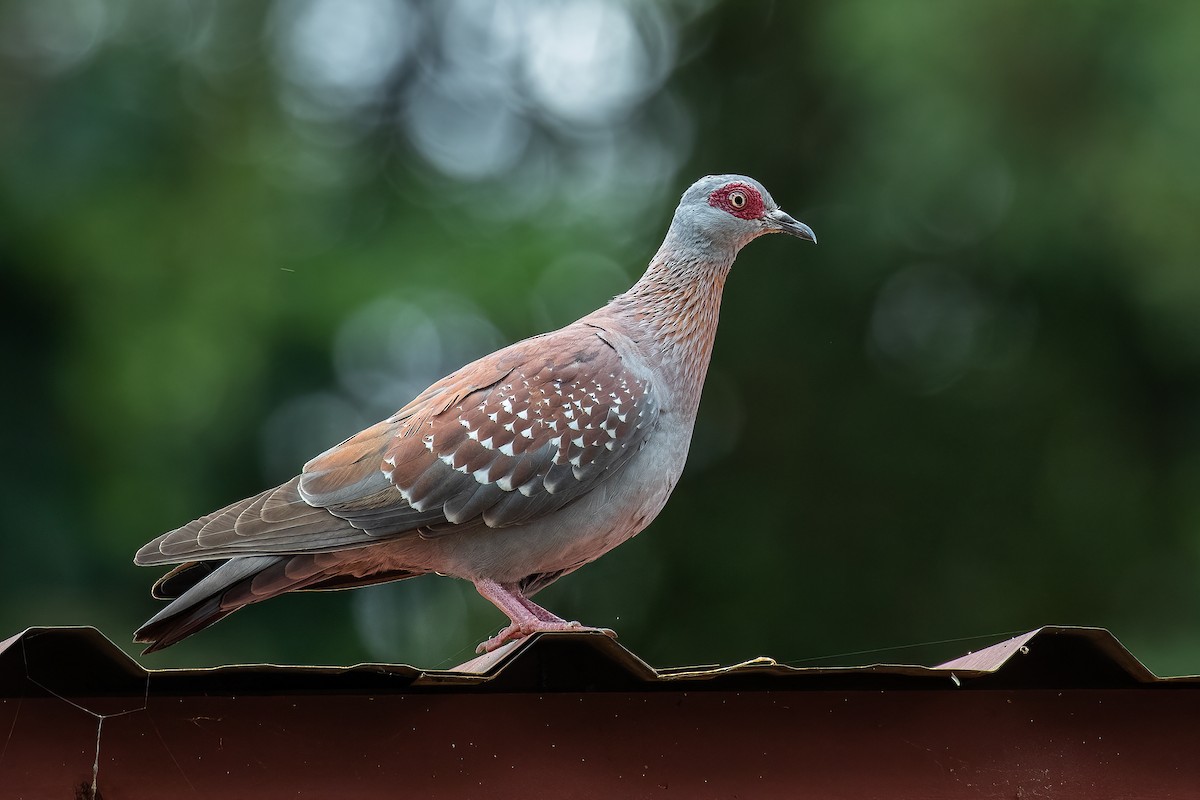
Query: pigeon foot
476 621 617 654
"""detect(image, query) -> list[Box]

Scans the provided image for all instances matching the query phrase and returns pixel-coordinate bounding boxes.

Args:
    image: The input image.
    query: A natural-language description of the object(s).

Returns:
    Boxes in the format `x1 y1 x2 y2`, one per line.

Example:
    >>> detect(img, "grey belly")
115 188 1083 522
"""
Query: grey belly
426 468 669 583
329 391 697 589
368 423 688 586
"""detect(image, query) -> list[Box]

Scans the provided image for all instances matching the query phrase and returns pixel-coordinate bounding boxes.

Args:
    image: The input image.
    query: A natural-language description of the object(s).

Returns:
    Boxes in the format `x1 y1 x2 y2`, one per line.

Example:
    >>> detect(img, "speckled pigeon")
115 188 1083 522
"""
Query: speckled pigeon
134 175 816 654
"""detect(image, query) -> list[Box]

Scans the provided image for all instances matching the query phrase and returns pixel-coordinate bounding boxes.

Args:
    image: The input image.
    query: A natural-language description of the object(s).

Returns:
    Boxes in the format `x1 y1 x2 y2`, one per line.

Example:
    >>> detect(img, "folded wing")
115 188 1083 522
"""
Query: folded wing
135 324 658 566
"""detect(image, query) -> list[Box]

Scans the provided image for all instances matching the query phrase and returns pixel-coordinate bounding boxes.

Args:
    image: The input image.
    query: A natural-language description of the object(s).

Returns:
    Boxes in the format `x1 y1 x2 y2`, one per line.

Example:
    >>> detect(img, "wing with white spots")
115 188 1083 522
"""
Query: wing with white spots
140 324 659 564
301 323 659 535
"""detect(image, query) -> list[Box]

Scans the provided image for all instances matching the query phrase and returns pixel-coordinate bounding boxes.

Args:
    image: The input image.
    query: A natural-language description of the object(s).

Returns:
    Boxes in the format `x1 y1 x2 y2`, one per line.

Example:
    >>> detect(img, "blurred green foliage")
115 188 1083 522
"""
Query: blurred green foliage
2 0 1199 673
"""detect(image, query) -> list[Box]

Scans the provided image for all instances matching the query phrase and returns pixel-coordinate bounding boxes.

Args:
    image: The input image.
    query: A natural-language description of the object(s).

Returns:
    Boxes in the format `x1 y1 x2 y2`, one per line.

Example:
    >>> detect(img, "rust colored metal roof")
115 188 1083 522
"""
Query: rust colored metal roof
1 625 1197 798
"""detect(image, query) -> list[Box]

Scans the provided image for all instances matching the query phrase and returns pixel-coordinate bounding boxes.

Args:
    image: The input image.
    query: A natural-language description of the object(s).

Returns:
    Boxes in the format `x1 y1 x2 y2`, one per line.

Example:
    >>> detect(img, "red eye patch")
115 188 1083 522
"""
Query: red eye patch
707 182 765 220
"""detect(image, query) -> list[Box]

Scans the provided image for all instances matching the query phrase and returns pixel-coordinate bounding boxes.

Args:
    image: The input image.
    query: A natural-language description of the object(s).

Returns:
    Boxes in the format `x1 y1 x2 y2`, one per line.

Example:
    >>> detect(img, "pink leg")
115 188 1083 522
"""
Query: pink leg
516 594 569 624
473 579 615 654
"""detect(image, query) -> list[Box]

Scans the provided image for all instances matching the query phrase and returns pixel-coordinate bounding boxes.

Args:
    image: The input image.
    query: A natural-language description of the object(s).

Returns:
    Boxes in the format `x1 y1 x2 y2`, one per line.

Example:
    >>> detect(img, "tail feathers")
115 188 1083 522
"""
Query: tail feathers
135 595 239 654
151 560 225 600
135 555 281 653
136 553 425 653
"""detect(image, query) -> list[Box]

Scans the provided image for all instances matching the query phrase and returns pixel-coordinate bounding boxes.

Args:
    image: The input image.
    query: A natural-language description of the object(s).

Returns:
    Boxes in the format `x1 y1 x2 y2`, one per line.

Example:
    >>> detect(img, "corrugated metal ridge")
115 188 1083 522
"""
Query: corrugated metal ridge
935 625 1160 680
2 625 1198 698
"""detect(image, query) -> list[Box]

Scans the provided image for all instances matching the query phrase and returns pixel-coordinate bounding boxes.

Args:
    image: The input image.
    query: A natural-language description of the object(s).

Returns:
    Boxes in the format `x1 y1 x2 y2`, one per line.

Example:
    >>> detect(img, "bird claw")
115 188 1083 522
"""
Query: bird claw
475 620 617 654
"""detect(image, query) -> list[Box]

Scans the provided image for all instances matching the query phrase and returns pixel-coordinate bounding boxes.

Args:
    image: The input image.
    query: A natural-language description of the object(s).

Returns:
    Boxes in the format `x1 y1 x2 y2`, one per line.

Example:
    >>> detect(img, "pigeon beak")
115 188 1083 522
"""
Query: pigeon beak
766 209 817 243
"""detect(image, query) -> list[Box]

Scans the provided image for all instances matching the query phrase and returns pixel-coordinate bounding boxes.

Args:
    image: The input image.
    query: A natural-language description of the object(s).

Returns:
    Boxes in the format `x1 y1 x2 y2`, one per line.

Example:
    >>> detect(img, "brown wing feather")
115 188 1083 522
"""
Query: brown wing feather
138 324 658 566
135 478 370 565
314 325 659 534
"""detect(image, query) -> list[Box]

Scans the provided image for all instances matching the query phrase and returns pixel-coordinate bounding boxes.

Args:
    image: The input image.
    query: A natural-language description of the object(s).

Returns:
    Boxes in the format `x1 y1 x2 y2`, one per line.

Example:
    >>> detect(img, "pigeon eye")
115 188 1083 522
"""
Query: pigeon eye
728 191 746 209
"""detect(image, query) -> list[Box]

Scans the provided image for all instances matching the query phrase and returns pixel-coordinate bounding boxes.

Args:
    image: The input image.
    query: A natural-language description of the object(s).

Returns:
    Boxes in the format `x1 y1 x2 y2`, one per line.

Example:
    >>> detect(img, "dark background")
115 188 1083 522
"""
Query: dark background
2 0 1199 672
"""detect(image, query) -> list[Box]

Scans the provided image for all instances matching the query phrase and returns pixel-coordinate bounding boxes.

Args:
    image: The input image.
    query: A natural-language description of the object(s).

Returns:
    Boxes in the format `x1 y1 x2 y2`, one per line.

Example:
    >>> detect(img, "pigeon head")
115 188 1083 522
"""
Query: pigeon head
670 174 816 252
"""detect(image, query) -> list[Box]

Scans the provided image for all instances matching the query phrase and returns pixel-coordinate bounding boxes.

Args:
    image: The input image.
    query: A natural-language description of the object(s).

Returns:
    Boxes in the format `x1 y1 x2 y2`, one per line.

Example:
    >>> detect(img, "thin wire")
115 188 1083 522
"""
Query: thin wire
432 625 1026 671
91 716 104 798
147 706 202 796
20 636 152 797
0 694 21 765
430 624 503 670
781 628 1028 667
21 639 148 719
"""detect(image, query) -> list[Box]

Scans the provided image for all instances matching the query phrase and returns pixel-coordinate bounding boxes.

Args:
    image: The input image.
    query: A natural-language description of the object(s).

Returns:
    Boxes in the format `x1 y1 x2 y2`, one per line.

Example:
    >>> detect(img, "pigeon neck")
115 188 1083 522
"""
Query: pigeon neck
610 233 737 415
